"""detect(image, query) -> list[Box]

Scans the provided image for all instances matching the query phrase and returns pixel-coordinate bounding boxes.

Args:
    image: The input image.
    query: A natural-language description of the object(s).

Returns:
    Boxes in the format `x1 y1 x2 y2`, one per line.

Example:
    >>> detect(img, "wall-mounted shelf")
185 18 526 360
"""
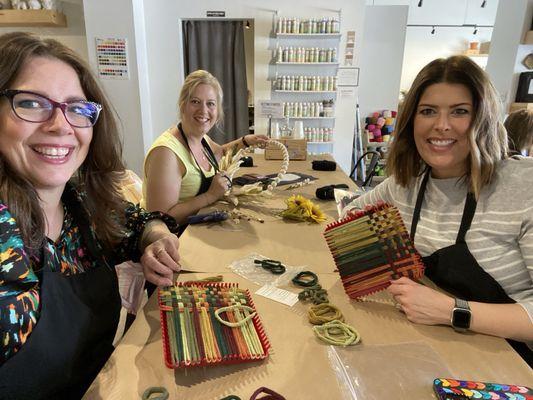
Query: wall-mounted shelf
366 141 390 148
275 116 335 120
275 33 341 38
275 90 336 94
0 9 67 27
465 53 488 58
275 62 340 66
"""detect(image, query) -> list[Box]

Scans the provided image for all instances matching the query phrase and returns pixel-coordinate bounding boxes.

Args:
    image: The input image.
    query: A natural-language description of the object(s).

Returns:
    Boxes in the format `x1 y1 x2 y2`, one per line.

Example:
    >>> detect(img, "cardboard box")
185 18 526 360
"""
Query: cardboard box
509 102 533 113
265 138 307 160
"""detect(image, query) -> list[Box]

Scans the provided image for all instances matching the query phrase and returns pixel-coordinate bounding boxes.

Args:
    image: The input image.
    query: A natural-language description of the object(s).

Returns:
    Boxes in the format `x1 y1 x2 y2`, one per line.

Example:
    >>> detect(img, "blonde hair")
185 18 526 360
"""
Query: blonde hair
387 55 507 199
504 109 533 154
178 70 224 126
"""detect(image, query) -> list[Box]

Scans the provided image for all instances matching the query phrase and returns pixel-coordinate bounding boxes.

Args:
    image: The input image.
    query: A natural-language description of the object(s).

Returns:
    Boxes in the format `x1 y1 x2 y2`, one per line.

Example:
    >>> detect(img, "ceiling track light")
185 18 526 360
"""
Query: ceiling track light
418 0 423 7
481 0 487 8
431 26 435 34
245 20 250 29
473 26 478 34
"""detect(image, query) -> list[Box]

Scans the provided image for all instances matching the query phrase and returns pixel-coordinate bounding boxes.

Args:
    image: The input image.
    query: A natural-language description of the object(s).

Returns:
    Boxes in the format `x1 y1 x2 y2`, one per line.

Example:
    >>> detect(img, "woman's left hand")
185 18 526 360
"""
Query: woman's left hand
244 134 269 148
140 226 180 287
387 277 454 325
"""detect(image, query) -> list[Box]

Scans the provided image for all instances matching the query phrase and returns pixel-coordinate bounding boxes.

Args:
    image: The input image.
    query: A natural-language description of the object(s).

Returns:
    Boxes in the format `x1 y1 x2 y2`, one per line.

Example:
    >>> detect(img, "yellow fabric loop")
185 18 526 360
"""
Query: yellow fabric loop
312 320 361 346
307 303 344 325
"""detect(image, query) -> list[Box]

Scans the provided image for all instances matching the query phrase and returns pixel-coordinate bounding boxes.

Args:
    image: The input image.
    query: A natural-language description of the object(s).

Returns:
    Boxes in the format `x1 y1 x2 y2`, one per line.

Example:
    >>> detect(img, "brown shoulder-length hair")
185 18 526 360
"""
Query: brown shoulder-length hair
178 69 224 126
387 55 507 199
504 108 533 154
0 32 127 251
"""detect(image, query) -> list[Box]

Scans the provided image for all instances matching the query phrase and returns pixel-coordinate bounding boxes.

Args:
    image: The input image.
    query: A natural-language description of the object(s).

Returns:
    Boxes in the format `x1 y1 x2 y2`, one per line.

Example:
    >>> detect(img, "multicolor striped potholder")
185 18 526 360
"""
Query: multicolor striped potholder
324 203 425 299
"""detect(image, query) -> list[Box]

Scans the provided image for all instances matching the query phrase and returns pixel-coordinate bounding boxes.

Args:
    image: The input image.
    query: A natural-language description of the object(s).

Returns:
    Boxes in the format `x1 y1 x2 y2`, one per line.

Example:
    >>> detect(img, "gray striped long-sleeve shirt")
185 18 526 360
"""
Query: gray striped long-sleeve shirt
343 157 533 323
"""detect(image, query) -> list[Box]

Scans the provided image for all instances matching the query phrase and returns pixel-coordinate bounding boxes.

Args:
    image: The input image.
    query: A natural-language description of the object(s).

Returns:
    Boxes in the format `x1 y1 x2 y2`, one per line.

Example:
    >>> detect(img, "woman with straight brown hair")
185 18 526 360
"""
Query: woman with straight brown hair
0 32 181 398
344 55 533 366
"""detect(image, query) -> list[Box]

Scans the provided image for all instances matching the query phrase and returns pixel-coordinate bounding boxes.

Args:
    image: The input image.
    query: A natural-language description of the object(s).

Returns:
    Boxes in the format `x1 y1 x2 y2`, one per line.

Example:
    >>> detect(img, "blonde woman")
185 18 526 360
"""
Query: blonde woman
143 70 268 226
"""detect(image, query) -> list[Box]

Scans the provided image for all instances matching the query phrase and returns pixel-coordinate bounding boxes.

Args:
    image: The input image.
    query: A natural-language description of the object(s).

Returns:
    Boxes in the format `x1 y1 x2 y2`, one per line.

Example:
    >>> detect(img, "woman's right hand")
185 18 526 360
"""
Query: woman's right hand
205 173 230 203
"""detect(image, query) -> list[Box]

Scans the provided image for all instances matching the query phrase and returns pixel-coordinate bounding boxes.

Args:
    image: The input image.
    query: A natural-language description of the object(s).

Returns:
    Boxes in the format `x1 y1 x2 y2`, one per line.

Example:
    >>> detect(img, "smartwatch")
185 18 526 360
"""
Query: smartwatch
451 298 471 332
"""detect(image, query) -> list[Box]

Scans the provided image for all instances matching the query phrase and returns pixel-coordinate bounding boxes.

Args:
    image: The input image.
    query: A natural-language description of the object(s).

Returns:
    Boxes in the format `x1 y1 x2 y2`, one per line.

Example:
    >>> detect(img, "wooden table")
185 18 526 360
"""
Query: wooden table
84 155 533 400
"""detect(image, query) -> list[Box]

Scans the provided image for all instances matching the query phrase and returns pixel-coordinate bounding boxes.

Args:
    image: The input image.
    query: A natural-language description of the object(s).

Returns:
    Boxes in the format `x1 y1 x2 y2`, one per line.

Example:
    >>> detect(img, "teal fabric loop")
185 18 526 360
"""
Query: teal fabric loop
142 387 169 400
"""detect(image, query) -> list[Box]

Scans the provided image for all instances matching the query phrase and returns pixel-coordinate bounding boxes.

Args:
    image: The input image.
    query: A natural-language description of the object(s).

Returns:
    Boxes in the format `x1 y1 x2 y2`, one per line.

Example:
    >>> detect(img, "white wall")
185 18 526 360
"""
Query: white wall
401 26 493 91
485 0 533 113
0 0 88 61
358 5 408 128
140 0 366 174
82 0 145 174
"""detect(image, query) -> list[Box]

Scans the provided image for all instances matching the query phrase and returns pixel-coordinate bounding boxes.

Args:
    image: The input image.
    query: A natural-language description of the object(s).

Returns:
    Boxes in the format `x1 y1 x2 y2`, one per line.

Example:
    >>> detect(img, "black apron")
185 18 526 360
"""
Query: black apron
176 123 219 236
411 169 533 367
0 187 121 399
178 123 218 197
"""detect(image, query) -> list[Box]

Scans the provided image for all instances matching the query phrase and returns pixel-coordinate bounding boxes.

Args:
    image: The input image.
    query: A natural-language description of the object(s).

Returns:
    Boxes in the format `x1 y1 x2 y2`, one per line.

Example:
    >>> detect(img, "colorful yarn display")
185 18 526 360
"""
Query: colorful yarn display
365 110 396 144
324 203 425 299
158 282 270 368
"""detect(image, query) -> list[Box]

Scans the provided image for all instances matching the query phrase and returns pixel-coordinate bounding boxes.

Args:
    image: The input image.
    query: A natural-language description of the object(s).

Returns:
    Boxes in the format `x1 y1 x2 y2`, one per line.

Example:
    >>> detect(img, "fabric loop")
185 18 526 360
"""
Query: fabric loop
307 303 344 325
142 387 169 400
292 271 318 287
312 320 361 346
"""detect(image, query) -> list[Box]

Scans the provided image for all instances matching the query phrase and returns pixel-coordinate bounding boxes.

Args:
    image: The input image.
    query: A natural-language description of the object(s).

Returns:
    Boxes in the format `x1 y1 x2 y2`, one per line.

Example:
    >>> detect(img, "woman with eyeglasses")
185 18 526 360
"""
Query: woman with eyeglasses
0 32 181 398
142 70 268 226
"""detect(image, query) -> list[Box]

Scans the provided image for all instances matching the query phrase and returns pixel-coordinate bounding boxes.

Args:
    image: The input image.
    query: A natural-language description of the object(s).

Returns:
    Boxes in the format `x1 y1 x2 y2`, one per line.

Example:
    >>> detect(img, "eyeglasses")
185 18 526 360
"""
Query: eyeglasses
0 89 102 128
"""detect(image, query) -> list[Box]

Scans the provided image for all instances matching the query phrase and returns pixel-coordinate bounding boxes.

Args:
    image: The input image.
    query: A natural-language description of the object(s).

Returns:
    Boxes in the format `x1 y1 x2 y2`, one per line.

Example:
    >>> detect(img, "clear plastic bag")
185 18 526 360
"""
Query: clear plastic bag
334 188 366 218
328 341 452 399
228 252 305 287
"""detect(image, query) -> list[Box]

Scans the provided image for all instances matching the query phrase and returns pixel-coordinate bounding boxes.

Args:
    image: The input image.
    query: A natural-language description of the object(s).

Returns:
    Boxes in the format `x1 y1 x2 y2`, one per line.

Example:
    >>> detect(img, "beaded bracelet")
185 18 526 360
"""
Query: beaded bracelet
124 203 180 262
292 271 318 287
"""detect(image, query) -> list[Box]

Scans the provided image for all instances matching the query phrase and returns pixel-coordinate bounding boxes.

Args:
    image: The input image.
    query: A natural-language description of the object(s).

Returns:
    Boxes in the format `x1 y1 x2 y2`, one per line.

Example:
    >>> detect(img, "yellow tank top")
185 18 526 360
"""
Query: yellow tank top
141 128 215 207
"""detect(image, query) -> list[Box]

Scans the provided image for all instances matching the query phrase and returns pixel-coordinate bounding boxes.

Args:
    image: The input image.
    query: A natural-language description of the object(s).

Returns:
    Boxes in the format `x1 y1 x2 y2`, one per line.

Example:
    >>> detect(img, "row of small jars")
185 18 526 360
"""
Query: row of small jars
283 101 335 118
276 47 338 63
276 17 340 34
305 127 334 142
276 75 337 91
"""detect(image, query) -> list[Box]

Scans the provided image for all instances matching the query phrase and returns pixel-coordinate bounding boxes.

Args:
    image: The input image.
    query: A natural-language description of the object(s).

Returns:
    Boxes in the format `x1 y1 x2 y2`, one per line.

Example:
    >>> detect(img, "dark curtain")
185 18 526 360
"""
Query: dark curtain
182 20 249 144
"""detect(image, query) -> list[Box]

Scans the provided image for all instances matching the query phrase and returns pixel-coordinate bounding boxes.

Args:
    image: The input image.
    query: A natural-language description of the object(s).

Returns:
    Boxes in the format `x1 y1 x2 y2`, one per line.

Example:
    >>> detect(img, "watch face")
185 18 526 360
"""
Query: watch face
453 308 471 329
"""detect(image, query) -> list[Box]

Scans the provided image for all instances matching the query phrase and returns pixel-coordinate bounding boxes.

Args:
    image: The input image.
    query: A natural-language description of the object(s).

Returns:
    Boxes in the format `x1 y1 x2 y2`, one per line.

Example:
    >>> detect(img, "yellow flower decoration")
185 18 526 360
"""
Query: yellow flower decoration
309 203 327 223
280 195 326 223
286 194 309 208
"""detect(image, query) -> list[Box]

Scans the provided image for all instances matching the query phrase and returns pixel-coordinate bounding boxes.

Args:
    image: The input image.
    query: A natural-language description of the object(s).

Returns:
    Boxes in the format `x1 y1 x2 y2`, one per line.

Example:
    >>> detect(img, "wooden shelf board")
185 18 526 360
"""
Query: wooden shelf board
275 33 341 38
0 9 67 27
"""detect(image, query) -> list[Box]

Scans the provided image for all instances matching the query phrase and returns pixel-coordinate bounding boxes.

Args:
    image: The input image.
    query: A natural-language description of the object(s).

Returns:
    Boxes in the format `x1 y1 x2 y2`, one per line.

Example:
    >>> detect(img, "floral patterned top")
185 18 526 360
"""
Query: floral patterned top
0 199 148 365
